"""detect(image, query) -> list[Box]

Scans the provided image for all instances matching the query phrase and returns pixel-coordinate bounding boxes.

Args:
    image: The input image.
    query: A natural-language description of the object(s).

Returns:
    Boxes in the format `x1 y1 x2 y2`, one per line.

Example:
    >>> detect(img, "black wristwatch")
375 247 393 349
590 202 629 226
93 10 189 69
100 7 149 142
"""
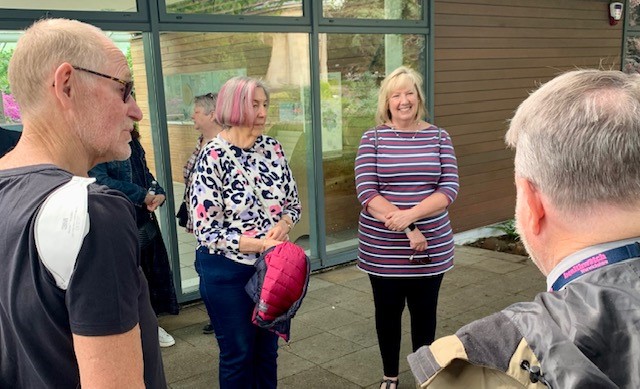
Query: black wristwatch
404 223 417 233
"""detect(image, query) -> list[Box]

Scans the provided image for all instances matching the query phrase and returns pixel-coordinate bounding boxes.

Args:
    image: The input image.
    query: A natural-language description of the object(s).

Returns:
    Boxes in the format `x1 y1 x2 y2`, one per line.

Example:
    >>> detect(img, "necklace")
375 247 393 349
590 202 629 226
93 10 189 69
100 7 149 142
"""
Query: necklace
389 122 421 139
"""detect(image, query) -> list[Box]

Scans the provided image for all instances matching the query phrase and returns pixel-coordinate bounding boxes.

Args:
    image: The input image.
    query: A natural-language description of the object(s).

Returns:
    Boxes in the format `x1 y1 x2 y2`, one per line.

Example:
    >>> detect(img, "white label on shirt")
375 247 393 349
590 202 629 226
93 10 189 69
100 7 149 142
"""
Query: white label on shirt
35 176 95 290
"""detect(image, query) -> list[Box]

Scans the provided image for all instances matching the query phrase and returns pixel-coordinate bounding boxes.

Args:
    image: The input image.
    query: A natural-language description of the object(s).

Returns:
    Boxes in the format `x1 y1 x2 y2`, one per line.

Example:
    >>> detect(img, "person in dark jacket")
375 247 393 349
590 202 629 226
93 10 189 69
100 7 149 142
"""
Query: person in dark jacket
183 92 223 335
408 69 640 388
90 128 179 348
0 126 21 157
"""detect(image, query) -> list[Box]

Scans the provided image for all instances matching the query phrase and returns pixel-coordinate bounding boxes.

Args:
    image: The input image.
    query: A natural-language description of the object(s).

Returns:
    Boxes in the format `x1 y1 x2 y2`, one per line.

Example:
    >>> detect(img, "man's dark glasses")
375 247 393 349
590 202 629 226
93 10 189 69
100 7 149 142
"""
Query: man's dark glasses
73 66 134 103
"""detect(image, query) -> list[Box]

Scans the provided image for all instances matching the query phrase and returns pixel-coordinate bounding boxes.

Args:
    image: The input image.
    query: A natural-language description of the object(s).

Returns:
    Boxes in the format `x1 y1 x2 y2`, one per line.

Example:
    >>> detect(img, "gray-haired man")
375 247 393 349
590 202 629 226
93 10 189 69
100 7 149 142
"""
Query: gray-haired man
408 69 640 388
0 19 165 387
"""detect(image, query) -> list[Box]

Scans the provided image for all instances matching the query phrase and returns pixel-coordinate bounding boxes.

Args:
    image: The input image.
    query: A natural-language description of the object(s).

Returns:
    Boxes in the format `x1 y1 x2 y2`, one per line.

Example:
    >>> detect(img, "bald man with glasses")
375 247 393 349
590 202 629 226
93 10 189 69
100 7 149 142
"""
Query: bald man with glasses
0 19 166 388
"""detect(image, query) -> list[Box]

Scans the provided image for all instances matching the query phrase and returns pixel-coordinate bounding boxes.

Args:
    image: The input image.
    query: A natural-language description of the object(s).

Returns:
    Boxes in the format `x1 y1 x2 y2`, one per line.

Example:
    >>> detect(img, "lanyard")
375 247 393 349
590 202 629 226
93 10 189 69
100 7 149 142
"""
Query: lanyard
550 242 640 292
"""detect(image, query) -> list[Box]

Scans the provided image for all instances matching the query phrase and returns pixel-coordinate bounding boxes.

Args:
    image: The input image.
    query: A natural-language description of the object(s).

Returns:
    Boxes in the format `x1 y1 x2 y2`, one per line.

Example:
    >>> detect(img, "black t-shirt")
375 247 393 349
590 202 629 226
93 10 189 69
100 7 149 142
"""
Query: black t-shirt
0 165 166 388
0 127 20 157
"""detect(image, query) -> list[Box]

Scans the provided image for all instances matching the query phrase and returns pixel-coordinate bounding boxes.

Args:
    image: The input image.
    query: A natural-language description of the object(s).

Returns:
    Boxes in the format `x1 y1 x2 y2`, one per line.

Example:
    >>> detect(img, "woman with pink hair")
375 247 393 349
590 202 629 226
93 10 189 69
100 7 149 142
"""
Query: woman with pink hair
190 76 301 388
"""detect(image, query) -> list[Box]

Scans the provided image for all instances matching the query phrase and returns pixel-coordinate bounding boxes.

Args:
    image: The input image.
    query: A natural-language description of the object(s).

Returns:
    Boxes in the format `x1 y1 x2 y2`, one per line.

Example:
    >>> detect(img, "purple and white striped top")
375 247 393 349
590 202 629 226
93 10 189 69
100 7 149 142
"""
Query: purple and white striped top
354 124 459 277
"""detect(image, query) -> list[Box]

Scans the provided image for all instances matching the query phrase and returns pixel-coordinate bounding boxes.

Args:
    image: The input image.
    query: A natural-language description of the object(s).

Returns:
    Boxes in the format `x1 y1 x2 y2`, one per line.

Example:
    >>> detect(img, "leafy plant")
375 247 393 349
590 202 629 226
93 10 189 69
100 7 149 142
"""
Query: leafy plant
341 70 381 118
493 219 520 241
0 48 14 94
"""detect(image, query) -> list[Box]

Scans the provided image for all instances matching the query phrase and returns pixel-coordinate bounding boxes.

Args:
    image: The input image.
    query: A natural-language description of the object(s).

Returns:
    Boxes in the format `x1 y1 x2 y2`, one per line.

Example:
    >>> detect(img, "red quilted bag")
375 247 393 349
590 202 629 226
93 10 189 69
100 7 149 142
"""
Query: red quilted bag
256 242 308 321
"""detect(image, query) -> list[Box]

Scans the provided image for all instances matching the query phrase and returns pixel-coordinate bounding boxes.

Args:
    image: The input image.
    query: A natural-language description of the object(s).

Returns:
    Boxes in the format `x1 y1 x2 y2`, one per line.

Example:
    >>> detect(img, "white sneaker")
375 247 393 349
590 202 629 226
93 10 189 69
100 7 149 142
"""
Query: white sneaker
158 326 175 348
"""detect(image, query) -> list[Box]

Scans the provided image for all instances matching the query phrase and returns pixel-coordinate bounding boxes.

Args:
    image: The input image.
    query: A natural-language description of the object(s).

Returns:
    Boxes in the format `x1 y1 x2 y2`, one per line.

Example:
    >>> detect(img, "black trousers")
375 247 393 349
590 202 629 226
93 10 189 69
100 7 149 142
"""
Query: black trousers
139 217 179 316
369 273 444 377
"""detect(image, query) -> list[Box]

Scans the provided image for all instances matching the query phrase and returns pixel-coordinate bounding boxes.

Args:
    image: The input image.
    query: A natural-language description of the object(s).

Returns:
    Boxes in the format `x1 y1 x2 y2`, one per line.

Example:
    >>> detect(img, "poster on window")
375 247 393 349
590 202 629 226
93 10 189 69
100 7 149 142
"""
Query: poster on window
322 72 343 156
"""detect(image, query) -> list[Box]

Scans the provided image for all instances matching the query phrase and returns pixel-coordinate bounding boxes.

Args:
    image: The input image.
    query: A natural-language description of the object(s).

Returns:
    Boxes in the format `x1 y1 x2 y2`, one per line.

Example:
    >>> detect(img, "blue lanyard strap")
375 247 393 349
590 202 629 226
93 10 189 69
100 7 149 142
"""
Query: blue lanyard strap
550 242 640 292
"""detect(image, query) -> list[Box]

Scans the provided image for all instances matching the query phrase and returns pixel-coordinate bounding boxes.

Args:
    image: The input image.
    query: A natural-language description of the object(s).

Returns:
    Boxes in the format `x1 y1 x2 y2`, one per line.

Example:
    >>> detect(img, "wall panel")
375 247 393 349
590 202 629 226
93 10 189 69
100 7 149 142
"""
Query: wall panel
433 0 622 232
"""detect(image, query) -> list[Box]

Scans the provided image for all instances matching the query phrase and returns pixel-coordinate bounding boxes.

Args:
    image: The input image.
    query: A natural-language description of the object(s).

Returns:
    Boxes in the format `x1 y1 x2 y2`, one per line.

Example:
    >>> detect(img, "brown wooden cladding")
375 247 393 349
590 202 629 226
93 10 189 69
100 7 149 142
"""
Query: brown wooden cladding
434 0 622 232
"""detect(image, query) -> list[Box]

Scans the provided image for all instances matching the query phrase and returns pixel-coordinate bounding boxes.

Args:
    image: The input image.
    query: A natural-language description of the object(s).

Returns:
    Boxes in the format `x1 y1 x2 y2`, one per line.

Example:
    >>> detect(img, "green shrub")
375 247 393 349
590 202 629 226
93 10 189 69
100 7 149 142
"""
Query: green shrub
493 219 520 241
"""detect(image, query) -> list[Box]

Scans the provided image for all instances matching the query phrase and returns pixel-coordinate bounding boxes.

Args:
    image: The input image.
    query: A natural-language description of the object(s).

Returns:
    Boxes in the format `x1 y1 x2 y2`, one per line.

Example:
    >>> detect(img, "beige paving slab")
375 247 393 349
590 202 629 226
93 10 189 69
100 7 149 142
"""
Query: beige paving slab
473 249 532 264
315 264 367 284
296 295 331 315
519 283 548 298
483 292 538 312
278 365 361 388
277 347 317 380
296 305 366 332
305 283 371 307
328 318 378 348
467 256 527 274
321 345 382 387
334 295 376 318
169 371 217 389
452 304 504 325
288 315 324 342
445 282 511 306
434 317 469 339
159 306 209 332
451 249 486 267
341 274 373 294
454 245 491 257
162 345 215 384
441 266 494 289
306 277 335 292
480 270 545 297
169 322 219 357
286 331 363 365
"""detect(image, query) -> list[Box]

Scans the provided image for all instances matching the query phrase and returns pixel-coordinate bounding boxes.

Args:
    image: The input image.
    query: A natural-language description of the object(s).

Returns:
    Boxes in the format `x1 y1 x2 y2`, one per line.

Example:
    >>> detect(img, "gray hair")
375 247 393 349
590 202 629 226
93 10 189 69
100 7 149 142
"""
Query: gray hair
506 69 640 212
194 92 218 115
8 18 109 117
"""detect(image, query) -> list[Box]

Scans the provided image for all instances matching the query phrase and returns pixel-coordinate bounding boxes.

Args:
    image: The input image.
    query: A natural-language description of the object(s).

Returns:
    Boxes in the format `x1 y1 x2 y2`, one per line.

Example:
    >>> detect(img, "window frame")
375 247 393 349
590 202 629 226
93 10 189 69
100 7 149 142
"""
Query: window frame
0 1 149 27
158 0 310 25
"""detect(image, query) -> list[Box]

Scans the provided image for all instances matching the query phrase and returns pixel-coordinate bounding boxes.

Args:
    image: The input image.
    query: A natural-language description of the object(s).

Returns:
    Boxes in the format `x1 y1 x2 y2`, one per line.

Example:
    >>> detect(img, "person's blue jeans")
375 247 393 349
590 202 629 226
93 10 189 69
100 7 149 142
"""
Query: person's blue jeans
195 247 278 389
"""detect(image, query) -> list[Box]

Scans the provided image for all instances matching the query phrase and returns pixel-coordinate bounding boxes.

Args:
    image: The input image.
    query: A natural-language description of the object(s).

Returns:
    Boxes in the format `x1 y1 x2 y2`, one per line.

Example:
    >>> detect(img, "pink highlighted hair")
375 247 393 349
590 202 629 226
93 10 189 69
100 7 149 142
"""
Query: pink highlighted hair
215 76 270 127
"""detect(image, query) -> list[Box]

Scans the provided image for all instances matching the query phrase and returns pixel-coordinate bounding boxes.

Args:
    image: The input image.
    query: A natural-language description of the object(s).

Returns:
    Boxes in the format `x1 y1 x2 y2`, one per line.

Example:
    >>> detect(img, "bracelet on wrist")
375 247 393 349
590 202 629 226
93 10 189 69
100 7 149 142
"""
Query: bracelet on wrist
282 219 292 231
261 238 267 253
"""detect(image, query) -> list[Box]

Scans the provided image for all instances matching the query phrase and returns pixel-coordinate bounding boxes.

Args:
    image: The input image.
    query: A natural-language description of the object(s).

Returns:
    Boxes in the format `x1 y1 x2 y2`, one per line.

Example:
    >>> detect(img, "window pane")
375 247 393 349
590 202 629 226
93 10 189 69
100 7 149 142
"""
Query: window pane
0 0 137 11
320 33 425 253
629 1 640 27
133 32 313 289
323 0 421 20
625 37 640 74
165 0 302 17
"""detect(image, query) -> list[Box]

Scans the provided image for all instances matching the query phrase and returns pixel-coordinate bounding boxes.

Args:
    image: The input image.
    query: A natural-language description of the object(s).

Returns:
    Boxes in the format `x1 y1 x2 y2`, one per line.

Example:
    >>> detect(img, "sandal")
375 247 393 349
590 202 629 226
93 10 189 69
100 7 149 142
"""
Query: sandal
381 378 399 389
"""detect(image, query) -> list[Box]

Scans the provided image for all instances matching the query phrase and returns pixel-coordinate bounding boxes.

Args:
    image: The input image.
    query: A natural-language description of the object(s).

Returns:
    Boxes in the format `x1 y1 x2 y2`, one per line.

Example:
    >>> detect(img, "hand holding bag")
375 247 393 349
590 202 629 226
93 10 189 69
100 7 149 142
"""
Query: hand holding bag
176 201 189 227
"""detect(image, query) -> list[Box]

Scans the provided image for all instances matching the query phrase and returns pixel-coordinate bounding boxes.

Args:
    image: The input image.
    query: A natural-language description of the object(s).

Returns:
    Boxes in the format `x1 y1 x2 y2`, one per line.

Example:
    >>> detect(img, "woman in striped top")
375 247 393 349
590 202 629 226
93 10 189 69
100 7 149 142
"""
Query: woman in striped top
354 66 459 389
